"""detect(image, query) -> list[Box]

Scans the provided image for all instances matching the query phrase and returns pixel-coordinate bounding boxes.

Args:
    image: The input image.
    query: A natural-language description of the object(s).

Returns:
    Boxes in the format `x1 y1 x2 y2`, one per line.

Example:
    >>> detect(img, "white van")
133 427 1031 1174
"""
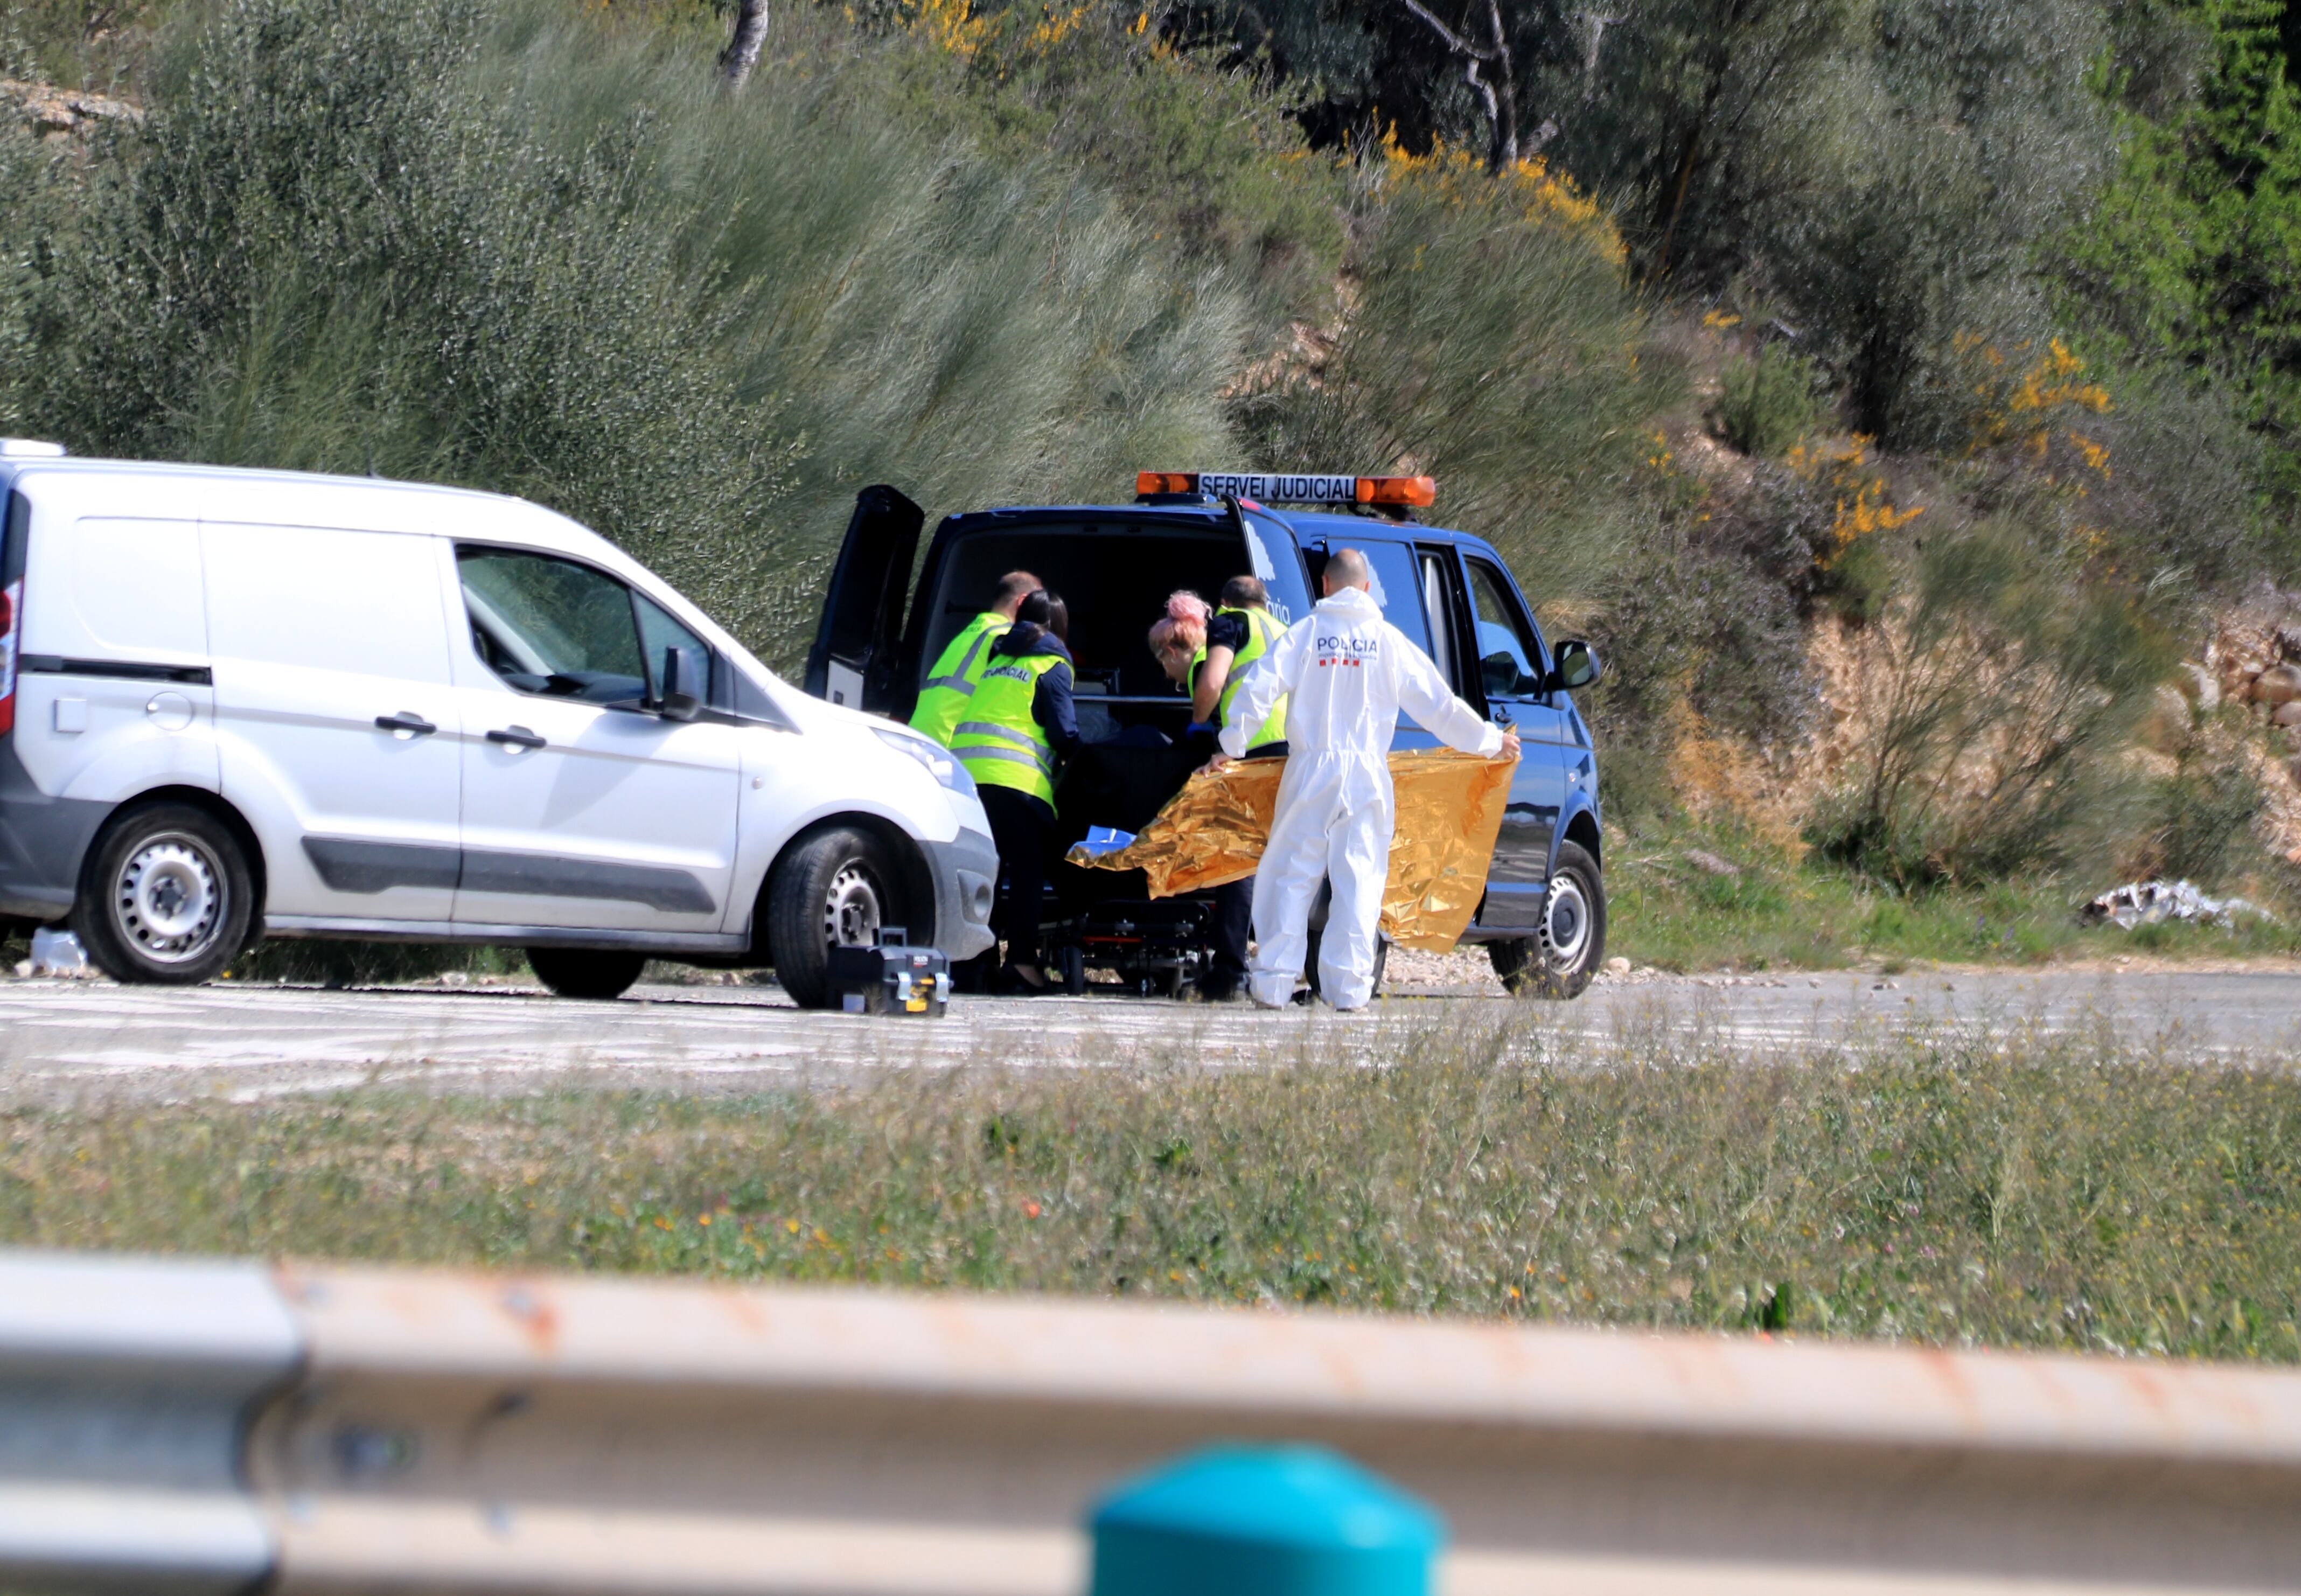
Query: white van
0 448 997 1002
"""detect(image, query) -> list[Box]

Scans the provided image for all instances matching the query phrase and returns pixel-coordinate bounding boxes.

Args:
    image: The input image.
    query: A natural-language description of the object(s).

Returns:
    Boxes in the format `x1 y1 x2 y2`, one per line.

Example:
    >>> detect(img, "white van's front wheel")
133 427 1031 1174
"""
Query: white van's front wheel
766 825 906 1009
74 803 256 985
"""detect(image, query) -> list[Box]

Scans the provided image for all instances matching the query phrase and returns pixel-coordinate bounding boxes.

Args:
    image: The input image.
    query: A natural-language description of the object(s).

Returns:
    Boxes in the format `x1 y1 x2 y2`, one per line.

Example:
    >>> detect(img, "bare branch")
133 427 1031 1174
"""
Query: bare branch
1578 6 1631 100
1398 0 1520 170
1398 0 1493 62
719 0 770 91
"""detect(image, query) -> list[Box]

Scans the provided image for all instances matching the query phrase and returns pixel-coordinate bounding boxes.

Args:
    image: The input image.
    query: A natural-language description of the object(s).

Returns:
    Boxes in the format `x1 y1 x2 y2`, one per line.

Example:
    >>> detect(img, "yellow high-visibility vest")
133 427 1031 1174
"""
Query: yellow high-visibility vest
951 651 1062 806
910 611 1009 747
1194 605 1287 750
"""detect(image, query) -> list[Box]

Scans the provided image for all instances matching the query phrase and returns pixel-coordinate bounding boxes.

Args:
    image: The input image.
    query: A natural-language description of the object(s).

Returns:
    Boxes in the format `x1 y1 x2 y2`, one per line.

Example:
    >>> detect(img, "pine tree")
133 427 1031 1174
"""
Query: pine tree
2060 0 2301 480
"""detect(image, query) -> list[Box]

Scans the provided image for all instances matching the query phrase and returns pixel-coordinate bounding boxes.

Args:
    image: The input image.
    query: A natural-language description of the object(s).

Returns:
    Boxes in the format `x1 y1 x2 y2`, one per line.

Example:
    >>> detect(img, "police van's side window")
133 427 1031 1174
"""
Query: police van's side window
1464 559 1545 698
458 548 648 706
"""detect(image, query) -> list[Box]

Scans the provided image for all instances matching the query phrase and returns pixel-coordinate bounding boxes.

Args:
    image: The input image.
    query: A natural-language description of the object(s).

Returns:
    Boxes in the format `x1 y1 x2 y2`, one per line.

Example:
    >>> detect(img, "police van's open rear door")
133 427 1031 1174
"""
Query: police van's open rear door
805 485 924 712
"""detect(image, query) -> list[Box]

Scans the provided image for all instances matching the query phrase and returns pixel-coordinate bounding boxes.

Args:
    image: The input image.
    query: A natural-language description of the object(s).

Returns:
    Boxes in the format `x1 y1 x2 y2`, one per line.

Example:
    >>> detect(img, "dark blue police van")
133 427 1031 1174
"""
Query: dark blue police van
806 471 1605 998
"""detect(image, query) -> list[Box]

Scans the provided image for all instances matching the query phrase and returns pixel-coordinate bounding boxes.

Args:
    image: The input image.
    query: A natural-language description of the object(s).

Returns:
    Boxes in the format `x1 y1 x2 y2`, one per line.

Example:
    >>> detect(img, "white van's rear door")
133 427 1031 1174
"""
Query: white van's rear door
12 510 219 813
204 521 462 922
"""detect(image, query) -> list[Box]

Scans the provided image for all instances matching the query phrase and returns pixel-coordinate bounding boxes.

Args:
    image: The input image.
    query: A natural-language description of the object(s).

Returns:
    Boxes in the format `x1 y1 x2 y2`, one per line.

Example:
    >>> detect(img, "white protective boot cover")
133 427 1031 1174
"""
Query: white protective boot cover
1223 584 1503 1010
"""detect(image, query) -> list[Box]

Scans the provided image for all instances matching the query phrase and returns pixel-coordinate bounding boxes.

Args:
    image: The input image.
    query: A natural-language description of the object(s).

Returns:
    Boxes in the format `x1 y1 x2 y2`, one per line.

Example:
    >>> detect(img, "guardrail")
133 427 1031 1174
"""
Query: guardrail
7 1248 2301 1595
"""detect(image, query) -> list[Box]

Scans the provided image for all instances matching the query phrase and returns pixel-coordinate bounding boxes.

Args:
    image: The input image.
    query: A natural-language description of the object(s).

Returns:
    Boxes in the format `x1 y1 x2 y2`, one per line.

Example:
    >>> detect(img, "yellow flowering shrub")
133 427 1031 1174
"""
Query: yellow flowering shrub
1961 335 2117 488
1787 436 1923 564
1025 3 1090 52
907 0 992 60
1377 131 1625 267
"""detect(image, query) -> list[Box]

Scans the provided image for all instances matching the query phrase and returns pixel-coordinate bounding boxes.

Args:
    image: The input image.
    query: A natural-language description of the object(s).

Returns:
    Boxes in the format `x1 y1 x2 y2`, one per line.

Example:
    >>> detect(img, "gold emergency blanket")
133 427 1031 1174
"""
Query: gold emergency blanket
1065 749 1516 952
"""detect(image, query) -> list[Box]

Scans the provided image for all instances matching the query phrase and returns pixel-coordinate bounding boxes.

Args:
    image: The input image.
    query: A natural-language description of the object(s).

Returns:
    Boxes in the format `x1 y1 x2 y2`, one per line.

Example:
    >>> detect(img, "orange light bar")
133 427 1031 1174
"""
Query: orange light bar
1137 471 1199 496
1356 475 1437 507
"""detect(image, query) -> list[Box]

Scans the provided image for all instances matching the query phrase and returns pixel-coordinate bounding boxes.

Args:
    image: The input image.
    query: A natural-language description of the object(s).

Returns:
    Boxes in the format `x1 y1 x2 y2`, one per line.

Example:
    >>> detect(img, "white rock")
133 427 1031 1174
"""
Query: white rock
2177 661 2220 714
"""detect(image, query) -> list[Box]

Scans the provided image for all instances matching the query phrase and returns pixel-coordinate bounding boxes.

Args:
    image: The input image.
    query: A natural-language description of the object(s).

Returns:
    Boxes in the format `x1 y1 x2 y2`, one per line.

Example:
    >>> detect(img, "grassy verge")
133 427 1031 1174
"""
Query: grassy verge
7 1016 2298 1362
1607 830 2301 972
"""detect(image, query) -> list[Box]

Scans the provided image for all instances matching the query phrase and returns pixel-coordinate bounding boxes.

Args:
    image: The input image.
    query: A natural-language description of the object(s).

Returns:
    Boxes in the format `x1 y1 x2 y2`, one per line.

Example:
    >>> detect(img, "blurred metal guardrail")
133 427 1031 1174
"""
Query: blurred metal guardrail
8 1246 2301 1596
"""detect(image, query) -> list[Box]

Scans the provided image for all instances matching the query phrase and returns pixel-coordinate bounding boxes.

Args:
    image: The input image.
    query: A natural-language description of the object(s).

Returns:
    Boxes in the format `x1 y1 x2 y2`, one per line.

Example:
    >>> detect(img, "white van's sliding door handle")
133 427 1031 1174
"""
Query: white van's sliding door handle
375 712 438 738
486 725 547 751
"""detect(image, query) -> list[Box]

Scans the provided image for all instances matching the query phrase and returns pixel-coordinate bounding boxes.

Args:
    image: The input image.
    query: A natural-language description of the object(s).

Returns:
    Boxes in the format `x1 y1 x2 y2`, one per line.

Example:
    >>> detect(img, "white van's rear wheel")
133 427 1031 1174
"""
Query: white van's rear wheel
766 825 905 1009
74 803 255 985
526 948 646 1000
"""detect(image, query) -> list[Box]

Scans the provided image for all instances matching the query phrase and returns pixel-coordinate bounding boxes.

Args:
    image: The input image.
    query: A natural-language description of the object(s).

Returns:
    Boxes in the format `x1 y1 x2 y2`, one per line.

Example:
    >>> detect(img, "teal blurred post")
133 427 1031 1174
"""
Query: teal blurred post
1087 1445 1444 1596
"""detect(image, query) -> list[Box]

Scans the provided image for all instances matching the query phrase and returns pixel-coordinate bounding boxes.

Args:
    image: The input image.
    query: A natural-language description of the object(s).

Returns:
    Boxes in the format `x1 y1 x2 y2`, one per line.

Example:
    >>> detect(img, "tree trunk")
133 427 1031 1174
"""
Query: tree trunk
1654 123 1701 273
720 0 770 90
1651 0 1751 275
1484 0 1518 169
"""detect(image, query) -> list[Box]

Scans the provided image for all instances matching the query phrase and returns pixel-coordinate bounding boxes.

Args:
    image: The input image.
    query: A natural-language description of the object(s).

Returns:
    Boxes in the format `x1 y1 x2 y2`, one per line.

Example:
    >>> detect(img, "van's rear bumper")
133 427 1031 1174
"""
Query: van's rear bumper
924 826 999 960
0 742 108 922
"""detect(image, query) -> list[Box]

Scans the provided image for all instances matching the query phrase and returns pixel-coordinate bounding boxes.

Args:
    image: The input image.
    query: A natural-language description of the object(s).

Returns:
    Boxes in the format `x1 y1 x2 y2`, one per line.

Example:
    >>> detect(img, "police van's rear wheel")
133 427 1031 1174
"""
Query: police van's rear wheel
767 824 902 1010
73 802 255 986
1489 841 1606 1000
526 948 646 1000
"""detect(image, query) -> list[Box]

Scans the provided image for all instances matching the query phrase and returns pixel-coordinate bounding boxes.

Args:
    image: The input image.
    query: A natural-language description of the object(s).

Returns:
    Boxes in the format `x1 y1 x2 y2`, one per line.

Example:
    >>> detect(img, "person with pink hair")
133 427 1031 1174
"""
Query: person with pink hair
1146 590 1209 687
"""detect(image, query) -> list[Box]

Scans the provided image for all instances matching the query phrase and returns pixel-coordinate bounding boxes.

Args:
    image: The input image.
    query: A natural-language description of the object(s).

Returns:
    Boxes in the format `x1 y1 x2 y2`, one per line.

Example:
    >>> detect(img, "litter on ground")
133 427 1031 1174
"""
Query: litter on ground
2081 879 2275 930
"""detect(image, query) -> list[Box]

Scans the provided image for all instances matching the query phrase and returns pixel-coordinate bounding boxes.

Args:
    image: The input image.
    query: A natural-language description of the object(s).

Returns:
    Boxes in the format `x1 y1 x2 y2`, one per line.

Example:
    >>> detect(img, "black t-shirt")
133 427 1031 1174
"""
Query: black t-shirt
1204 611 1251 654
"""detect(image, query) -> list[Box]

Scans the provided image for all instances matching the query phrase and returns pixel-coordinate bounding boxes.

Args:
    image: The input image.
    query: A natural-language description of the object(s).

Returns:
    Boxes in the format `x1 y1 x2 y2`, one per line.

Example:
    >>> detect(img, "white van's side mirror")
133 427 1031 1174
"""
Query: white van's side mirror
658 646 703 722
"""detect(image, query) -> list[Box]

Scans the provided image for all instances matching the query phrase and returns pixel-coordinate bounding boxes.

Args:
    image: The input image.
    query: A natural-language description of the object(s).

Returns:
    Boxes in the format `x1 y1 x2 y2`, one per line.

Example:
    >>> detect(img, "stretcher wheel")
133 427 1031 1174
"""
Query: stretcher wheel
1058 945 1087 995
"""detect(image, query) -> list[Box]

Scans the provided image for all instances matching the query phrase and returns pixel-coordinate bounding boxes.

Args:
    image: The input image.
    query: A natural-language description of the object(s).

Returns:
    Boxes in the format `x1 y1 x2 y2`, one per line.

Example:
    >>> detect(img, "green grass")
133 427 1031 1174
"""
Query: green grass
8 1015 2301 1361
1607 830 2301 972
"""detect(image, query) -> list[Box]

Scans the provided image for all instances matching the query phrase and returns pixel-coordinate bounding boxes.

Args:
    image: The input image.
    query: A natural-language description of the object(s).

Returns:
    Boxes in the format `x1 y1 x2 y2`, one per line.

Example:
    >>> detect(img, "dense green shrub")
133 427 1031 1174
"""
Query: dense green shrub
1713 346 1824 457
5 0 1256 667
17 0 796 629
2147 733 2267 887
1808 517 2175 884
1231 145 1682 619
849 0 1347 333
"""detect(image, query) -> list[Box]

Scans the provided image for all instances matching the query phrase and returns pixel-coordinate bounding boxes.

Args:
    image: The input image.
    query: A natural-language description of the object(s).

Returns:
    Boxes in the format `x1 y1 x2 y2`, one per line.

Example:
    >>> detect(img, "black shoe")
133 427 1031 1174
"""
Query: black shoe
1194 980 1244 1003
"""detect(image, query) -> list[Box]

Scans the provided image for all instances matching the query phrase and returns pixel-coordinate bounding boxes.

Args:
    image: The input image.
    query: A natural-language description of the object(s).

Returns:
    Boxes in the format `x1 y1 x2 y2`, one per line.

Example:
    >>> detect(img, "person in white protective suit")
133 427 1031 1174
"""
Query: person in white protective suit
1209 547 1519 1010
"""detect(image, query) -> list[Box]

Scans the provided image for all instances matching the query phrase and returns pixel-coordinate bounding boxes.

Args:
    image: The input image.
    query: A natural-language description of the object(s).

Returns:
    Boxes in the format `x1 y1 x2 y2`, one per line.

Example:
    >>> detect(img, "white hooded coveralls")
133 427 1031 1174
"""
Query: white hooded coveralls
1219 584 1503 1009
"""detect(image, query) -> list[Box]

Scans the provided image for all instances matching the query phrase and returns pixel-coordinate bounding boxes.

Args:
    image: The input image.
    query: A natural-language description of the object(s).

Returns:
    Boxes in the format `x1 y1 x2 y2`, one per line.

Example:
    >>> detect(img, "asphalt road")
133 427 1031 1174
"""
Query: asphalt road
3 963 2299 1103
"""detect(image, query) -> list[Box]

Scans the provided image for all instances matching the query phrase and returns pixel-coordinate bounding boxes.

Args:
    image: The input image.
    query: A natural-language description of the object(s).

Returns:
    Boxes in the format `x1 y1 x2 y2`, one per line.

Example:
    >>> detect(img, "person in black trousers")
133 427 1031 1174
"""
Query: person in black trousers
965 591 1078 993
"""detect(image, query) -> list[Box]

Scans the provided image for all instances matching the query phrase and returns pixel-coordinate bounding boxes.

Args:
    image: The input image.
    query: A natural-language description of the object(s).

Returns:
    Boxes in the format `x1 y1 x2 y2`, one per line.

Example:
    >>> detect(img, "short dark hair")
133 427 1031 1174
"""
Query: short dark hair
1219 575 1268 610
995 569 1043 605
